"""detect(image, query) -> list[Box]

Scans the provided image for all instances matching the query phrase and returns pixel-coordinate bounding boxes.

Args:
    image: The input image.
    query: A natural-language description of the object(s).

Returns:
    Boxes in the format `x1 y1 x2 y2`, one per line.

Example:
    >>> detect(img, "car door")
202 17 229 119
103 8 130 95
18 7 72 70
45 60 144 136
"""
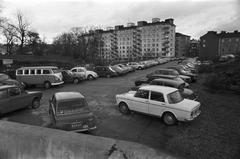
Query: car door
9 87 29 111
62 71 72 83
130 89 149 114
0 89 11 114
77 68 86 78
148 91 166 117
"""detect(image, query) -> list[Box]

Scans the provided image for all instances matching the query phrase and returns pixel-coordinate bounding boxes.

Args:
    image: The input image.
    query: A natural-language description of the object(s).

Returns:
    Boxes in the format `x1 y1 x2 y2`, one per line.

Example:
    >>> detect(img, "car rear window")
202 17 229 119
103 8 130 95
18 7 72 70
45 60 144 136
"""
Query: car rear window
57 99 87 115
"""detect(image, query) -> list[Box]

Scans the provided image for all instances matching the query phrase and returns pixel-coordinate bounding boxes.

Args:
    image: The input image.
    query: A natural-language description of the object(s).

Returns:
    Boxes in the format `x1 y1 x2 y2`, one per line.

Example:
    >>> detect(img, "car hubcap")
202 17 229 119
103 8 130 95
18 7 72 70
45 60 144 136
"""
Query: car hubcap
120 105 127 113
33 100 40 108
74 79 78 83
165 115 174 124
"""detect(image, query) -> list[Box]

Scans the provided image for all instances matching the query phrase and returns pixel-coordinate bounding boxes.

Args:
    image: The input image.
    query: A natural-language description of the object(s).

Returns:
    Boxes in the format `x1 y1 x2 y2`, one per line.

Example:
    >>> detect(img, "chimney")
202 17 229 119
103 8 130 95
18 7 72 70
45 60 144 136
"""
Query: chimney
152 18 160 23
137 21 148 27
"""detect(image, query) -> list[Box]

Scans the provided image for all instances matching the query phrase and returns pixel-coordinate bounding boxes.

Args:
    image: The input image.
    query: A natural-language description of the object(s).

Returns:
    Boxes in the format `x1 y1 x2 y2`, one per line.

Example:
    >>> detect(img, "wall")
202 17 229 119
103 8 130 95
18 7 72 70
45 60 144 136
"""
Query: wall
0 121 177 159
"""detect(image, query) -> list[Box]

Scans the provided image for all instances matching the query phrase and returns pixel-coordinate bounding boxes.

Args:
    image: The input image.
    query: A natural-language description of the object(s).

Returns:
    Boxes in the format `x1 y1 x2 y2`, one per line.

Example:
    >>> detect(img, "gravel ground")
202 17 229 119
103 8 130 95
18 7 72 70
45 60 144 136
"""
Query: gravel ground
2 61 240 159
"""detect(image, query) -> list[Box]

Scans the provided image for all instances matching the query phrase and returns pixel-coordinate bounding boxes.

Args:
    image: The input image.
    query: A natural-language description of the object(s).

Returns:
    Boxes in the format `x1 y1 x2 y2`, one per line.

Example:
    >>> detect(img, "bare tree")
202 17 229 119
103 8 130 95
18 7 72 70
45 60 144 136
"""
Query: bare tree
8 11 30 54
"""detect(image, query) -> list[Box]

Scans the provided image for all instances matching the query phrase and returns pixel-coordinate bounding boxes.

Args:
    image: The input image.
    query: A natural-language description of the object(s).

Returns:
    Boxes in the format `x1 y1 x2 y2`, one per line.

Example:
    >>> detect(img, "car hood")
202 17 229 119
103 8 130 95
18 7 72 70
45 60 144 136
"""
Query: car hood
173 99 200 112
116 91 136 98
179 75 191 80
182 88 194 95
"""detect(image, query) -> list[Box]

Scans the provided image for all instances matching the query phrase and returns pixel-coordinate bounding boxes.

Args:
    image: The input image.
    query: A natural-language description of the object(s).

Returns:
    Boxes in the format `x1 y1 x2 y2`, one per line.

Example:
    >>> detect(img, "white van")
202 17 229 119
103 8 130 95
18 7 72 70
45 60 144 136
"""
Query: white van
16 66 64 89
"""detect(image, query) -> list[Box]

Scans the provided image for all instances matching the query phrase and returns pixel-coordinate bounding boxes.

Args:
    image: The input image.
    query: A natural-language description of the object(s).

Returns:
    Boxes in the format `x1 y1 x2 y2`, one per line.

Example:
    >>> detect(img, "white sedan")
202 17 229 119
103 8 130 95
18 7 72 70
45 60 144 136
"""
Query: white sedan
116 85 201 125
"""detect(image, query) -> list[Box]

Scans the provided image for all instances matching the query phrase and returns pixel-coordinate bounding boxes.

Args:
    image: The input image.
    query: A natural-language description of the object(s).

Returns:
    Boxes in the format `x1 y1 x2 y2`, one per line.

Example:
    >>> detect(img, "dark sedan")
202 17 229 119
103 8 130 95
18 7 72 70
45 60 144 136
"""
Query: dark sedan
0 85 42 116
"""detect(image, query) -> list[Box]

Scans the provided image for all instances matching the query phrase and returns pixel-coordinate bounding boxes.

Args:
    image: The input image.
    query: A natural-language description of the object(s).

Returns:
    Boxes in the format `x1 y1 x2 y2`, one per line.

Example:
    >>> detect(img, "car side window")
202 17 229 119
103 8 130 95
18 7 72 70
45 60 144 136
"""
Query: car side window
0 90 8 99
150 91 165 102
36 69 41 74
8 88 21 96
78 69 84 72
24 69 29 75
134 90 149 99
30 69 35 75
43 70 50 74
72 69 77 72
17 70 23 75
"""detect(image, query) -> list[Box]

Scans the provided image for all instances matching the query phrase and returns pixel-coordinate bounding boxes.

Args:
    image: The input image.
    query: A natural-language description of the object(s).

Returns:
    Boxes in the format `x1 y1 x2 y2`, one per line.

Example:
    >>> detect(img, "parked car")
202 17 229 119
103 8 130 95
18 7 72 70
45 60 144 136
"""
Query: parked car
110 65 127 75
127 62 145 70
16 66 64 89
94 66 118 78
116 85 201 125
136 75 190 88
0 85 42 116
168 66 197 82
61 70 85 84
71 67 98 80
116 64 130 73
49 92 97 132
0 73 24 89
137 78 198 100
146 69 192 83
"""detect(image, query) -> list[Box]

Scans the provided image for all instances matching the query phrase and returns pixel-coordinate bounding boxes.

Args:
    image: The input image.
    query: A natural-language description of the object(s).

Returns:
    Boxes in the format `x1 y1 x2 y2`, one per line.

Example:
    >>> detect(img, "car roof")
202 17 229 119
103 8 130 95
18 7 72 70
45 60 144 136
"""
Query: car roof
139 85 177 94
71 67 85 69
0 85 16 90
17 66 58 70
55 92 85 101
152 78 184 85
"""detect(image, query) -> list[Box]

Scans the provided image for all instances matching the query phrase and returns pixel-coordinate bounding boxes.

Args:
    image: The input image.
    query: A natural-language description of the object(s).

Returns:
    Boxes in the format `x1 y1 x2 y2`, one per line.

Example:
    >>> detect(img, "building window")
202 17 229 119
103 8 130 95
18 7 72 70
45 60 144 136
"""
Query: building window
203 44 206 47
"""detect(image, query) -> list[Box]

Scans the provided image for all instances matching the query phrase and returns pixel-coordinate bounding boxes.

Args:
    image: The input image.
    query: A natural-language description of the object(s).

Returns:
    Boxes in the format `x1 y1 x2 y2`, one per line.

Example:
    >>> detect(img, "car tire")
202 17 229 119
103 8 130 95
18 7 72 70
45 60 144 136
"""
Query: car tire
32 98 40 109
73 78 79 84
106 74 111 78
138 67 143 70
44 81 51 89
163 112 177 126
87 75 94 80
119 102 130 114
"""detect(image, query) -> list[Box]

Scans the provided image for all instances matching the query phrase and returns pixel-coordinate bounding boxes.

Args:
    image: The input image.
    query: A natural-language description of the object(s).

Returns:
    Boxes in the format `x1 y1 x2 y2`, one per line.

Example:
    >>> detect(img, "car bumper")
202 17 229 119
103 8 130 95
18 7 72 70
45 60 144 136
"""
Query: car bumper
51 81 64 86
72 126 97 132
185 110 201 121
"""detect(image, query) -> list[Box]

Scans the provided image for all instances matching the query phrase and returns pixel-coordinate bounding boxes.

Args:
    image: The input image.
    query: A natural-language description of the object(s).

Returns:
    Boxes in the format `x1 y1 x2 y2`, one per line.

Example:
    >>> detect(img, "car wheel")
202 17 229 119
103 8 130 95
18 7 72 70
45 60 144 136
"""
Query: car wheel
138 67 143 70
44 81 51 89
73 78 79 84
163 112 177 125
119 102 130 114
32 98 40 109
106 74 111 78
87 75 94 80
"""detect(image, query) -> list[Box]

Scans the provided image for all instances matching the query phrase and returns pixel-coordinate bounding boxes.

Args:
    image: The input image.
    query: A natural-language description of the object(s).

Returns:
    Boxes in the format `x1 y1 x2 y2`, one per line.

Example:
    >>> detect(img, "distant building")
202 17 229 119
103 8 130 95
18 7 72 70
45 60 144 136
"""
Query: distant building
175 33 190 57
82 18 176 62
188 39 200 57
200 30 240 59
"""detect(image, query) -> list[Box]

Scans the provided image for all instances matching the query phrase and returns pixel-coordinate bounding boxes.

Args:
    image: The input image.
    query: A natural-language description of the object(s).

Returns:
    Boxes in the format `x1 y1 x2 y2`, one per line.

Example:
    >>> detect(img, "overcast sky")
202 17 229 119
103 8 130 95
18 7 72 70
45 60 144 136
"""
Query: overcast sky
0 0 239 43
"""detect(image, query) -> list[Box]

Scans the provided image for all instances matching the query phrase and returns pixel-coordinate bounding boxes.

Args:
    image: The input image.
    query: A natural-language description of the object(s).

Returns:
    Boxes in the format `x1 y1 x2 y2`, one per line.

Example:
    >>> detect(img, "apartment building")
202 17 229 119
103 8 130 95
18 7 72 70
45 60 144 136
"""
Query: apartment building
175 32 190 57
200 30 240 59
188 39 200 57
84 18 176 62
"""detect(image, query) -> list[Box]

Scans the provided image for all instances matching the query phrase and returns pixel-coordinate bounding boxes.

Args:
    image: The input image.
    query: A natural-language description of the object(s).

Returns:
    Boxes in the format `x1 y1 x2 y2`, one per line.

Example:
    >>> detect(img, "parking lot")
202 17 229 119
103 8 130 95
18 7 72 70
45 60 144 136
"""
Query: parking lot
2 61 240 159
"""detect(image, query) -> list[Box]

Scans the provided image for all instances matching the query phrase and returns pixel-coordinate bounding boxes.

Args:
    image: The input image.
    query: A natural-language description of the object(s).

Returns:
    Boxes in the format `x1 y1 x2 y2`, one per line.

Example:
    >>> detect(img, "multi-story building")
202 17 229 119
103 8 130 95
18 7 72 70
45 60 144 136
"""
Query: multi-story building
200 30 240 59
188 39 199 57
83 18 176 62
175 32 190 57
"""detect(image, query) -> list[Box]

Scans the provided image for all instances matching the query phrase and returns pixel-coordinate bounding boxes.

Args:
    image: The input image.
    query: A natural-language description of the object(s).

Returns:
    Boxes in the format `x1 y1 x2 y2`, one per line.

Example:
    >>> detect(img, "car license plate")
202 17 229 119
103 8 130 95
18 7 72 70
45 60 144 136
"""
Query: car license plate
72 123 81 128
83 125 88 129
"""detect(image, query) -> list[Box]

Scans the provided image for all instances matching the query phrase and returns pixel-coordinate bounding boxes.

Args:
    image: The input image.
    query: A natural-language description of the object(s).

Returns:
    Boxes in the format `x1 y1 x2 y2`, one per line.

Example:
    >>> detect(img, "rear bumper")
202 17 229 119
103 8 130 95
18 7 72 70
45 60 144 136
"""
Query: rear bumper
51 81 64 86
72 126 97 132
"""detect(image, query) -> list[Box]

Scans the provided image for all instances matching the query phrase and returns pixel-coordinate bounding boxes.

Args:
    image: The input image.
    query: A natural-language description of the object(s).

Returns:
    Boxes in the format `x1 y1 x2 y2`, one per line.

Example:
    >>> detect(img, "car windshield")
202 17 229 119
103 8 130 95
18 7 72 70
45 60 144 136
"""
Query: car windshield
57 99 88 115
0 74 9 81
52 68 60 73
167 90 183 104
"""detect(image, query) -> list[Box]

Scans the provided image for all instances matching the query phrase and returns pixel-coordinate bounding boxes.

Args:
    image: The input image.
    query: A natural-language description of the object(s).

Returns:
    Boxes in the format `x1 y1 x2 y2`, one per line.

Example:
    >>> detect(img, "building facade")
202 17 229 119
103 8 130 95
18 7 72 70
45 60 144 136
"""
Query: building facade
188 39 200 57
175 33 190 57
83 18 176 62
200 30 240 59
